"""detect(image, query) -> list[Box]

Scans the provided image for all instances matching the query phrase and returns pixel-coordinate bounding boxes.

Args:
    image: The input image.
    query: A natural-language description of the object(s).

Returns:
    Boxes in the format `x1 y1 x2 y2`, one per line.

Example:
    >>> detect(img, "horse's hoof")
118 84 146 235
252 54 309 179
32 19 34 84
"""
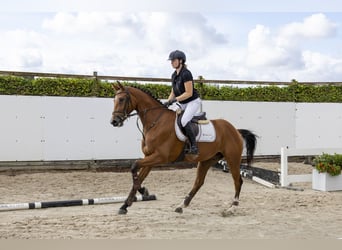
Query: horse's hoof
175 207 183 214
118 208 128 215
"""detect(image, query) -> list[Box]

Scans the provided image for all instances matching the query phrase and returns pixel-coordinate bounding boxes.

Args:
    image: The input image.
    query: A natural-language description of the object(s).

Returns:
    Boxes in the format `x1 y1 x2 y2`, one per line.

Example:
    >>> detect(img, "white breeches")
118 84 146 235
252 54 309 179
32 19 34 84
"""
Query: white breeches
179 98 202 127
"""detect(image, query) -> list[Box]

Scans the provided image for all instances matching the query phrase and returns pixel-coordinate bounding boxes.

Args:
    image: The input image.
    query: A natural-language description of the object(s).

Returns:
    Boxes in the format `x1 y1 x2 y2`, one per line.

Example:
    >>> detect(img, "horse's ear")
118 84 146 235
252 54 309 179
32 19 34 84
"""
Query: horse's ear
117 81 125 90
112 83 120 91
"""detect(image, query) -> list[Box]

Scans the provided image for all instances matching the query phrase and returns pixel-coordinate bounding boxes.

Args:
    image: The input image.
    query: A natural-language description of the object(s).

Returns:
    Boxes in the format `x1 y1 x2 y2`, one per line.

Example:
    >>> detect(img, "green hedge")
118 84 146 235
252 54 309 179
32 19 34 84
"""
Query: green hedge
1 75 342 102
198 82 342 102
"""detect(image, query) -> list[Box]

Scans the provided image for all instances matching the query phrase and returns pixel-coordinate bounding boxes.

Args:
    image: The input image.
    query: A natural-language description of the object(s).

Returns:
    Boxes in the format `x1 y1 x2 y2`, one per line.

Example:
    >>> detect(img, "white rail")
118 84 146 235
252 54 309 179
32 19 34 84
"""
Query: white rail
280 147 342 187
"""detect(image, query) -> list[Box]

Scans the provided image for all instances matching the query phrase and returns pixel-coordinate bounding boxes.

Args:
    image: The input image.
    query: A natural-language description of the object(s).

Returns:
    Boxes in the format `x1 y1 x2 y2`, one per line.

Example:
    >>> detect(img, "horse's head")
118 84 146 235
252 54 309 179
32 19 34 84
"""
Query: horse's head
110 82 135 127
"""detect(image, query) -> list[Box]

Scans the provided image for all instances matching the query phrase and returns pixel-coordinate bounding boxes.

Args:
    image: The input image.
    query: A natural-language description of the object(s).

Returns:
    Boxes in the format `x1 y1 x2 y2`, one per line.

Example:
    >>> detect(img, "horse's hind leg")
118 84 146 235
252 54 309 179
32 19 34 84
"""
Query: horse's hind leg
175 154 222 213
223 155 243 215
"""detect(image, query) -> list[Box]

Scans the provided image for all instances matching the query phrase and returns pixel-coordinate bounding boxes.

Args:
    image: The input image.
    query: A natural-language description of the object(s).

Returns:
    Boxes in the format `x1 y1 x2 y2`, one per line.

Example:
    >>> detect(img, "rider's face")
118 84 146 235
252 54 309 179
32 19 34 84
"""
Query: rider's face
171 59 181 69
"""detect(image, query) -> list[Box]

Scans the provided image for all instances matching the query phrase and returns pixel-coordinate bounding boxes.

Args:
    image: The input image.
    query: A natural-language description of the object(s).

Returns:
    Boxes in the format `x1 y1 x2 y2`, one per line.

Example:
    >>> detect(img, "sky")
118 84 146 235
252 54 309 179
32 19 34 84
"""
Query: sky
0 0 341 82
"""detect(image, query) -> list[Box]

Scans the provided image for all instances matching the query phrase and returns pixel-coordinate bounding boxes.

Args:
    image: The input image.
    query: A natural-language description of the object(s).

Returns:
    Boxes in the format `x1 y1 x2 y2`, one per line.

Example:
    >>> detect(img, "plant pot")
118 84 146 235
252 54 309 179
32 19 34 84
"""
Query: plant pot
312 169 342 191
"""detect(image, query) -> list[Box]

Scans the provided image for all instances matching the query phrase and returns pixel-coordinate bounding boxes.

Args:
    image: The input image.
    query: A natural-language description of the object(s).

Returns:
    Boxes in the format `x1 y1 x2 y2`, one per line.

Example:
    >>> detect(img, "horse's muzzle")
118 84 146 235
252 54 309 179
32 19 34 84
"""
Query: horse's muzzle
111 117 123 127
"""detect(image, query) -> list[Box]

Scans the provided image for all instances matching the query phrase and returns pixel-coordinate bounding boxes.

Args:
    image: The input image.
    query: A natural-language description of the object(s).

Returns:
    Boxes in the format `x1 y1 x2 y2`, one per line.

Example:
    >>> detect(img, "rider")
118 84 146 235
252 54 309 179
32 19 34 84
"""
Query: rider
164 50 201 155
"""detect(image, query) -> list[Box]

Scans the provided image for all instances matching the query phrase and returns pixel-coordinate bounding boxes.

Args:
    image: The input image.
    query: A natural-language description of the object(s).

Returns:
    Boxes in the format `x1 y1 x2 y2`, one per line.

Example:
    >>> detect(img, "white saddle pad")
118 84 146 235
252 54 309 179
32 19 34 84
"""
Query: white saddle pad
175 119 216 142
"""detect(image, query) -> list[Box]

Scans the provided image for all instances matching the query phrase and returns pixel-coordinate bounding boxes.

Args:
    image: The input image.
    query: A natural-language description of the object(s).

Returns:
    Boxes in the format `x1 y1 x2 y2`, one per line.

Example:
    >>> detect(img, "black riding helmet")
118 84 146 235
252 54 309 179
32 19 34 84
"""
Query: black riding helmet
168 50 186 63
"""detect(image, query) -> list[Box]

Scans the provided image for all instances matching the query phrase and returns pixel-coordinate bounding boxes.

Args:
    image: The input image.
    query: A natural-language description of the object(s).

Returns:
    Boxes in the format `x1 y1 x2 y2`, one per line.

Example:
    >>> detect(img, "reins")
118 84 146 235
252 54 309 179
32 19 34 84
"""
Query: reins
134 106 166 140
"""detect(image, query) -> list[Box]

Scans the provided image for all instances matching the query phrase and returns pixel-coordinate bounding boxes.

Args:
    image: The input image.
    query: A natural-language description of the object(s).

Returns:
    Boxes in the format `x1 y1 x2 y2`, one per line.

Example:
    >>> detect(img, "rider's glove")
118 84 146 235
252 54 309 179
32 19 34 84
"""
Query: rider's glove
163 98 177 107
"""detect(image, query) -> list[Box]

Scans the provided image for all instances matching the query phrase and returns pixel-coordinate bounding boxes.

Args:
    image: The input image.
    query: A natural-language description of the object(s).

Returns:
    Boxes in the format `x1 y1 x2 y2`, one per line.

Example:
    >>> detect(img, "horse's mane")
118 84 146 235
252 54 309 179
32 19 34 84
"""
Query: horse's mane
129 85 163 105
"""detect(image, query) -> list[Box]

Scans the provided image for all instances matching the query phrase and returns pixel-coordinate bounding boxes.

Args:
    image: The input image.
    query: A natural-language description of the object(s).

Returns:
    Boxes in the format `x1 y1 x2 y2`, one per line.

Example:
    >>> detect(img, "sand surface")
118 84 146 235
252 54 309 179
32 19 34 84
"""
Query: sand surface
0 162 341 239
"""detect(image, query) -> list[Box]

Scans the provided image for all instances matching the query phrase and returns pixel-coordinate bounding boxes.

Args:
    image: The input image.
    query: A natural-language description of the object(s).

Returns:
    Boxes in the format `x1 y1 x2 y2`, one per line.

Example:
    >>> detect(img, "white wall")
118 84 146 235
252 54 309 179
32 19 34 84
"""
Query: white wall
295 103 342 148
203 101 296 156
0 95 341 161
0 95 142 161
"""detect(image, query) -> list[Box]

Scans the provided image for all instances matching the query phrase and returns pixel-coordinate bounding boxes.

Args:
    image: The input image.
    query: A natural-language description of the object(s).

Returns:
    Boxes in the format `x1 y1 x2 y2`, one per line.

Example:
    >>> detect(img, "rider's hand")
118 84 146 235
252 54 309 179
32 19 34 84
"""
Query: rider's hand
163 98 177 107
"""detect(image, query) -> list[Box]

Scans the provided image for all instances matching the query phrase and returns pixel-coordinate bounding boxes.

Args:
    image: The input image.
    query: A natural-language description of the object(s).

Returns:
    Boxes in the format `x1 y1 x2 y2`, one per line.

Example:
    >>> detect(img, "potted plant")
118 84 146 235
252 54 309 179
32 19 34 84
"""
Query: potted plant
312 153 342 191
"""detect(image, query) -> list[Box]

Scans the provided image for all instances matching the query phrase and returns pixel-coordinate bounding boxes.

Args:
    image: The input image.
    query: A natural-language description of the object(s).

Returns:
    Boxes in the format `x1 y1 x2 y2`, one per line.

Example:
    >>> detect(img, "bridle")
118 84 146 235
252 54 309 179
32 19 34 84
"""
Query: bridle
112 88 137 124
112 88 167 138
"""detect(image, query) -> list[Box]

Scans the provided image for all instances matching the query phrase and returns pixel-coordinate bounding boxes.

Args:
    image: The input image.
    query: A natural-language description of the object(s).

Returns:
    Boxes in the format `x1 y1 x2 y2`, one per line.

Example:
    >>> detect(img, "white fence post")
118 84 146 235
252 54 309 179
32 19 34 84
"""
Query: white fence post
280 147 289 187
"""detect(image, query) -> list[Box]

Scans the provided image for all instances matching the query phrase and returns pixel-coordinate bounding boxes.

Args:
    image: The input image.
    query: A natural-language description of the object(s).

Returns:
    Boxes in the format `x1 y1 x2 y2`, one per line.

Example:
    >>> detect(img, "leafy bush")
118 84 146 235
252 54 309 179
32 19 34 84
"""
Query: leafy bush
313 153 342 176
1 75 342 102
0 76 95 97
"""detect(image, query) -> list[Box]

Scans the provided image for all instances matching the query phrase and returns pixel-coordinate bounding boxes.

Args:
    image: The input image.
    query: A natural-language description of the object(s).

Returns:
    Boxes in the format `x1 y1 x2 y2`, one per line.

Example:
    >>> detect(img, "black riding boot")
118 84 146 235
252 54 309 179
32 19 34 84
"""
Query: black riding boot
184 122 199 155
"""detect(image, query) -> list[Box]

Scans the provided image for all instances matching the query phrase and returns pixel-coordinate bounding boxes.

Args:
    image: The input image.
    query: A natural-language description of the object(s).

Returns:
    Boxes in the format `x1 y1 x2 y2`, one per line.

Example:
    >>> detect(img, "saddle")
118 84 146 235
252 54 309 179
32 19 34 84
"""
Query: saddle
175 110 216 143
176 111 208 136
173 110 216 162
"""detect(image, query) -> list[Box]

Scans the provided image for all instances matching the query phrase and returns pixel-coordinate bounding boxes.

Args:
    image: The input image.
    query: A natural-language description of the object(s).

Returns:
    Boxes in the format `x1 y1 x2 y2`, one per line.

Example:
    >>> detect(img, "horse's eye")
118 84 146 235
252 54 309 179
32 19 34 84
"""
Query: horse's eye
119 98 124 103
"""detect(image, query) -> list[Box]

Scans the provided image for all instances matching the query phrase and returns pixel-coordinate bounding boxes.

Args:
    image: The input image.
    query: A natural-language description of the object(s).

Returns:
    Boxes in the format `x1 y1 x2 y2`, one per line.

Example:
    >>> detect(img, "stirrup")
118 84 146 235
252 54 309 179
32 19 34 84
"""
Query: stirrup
186 146 199 155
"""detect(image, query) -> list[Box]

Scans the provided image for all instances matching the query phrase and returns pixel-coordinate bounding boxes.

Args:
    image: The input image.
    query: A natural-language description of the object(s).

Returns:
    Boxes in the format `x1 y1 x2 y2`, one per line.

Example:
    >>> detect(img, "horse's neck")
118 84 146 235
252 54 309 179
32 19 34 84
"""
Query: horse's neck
139 105 175 133
137 100 160 113
132 90 164 126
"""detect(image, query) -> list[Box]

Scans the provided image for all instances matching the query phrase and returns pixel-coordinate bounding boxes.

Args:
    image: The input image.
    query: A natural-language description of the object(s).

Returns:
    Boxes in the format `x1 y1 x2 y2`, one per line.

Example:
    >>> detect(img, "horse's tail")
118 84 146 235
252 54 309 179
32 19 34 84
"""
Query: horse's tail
238 129 257 166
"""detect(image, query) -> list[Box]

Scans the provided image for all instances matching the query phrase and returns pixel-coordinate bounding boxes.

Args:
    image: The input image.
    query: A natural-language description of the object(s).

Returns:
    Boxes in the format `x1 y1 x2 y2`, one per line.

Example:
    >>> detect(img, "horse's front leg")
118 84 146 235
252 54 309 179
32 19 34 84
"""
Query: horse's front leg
118 161 140 214
118 159 153 215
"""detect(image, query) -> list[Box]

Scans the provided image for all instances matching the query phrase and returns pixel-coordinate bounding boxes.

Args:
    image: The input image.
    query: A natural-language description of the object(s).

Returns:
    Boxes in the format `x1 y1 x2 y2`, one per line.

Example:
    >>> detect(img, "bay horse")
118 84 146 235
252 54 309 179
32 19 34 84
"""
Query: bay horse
110 82 257 215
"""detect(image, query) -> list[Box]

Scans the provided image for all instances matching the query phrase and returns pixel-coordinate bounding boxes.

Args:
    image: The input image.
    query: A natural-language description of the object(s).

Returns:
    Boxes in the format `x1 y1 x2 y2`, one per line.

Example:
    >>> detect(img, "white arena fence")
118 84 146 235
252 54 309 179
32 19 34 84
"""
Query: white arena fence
280 147 342 187
0 95 341 162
